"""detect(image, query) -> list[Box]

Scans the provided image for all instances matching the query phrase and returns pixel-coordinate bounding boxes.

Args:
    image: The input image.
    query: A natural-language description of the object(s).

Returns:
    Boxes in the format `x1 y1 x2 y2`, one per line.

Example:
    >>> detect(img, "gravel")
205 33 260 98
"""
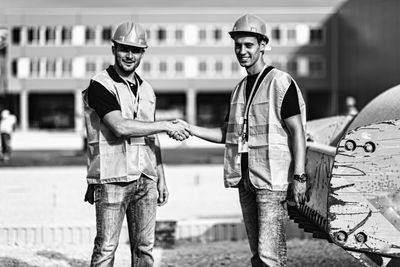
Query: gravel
0 239 364 267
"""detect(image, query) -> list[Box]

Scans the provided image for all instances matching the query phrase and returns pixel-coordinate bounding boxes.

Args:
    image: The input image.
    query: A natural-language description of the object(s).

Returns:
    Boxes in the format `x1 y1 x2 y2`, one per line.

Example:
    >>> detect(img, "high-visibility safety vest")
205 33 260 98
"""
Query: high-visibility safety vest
82 69 158 184
224 68 306 191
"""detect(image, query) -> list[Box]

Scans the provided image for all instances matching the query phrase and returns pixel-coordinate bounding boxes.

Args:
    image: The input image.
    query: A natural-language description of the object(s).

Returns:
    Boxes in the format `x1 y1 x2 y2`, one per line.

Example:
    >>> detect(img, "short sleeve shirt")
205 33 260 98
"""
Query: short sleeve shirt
225 72 300 121
87 66 138 119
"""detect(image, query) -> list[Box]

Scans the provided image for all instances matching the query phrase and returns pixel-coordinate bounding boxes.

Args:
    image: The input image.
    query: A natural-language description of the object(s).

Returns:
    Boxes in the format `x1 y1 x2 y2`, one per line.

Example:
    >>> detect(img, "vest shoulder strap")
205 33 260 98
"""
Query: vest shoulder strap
244 65 274 118
91 71 117 96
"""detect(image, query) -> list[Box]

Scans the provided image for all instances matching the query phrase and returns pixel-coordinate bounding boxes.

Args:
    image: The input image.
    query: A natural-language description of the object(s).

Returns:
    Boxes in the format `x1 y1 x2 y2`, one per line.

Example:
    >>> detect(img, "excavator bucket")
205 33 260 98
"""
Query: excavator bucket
290 85 400 267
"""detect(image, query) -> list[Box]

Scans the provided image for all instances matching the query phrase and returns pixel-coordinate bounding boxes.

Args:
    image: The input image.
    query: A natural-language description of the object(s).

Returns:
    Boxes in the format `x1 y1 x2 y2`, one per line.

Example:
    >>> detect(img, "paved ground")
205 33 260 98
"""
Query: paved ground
0 147 365 267
0 239 364 267
0 146 224 167
0 165 240 226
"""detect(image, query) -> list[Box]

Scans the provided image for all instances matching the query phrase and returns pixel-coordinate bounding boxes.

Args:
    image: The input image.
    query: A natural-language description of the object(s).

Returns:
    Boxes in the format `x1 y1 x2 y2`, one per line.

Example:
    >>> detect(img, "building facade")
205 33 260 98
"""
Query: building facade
3 2 344 136
336 0 400 111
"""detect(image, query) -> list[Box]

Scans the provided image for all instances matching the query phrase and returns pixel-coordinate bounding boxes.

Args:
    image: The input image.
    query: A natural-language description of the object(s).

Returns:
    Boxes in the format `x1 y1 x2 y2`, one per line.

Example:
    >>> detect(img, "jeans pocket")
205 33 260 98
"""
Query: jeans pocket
94 185 102 203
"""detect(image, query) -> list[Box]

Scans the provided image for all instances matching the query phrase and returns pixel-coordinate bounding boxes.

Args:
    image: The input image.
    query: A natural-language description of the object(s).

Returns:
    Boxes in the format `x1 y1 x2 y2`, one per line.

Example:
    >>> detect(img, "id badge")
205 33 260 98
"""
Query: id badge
238 136 248 153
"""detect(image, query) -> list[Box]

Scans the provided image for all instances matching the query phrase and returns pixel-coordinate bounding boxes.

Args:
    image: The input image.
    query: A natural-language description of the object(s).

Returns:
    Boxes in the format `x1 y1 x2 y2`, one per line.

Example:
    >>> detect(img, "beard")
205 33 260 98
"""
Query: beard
115 55 139 76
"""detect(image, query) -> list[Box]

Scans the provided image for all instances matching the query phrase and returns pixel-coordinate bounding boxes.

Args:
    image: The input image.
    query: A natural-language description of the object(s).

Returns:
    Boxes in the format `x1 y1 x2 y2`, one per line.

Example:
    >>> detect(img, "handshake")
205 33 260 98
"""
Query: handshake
167 119 192 141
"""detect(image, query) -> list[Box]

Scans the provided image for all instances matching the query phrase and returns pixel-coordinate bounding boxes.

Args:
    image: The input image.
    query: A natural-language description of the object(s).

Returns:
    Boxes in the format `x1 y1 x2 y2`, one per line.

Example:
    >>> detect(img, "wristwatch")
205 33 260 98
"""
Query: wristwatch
293 173 308 183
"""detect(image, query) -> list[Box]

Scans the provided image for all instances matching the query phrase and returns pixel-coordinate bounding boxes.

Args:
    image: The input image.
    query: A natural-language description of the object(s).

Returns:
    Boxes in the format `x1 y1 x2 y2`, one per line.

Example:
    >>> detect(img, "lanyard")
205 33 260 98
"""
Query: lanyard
240 65 274 139
133 75 140 118
125 75 140 119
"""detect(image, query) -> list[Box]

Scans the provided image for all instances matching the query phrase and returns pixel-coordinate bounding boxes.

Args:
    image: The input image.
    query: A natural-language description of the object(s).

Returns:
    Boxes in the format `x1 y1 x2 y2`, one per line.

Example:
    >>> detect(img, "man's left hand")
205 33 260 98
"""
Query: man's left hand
157 180 169 206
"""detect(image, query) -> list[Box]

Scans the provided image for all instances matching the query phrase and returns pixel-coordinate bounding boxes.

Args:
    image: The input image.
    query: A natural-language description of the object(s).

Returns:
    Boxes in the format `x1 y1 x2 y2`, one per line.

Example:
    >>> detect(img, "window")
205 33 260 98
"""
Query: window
199 29 207 41
159 61 167 73
11 27 21 45
199 61 207 73
11 59 18 77
231 61 240 73
287 60 298 75
142 61 151 72
175 29 183 41
214 28 222 41
215 61 223 73
30 58 40 77
86 60 97 75
45 27 56 44
271 28 281 42
310 28 323 44
61 26 72 44
62 59 72 77
46 58 56 77
27 27 36 44
309 59 324 77
85 26 96 44
287 29 296 42
175 61 183 73
102 27 112 43
145 29 151 40
157 28 166 42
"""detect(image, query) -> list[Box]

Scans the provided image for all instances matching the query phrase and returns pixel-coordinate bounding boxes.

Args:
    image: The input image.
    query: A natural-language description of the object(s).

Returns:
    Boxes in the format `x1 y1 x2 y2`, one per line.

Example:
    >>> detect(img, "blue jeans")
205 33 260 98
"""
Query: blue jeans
90 175 158 267
239 173 288 267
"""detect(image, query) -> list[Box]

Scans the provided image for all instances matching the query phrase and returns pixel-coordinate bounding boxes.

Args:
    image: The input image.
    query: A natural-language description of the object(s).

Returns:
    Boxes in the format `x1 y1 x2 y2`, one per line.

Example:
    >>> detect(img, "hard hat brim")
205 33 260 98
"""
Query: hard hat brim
229 31 269 43
112 39 148 48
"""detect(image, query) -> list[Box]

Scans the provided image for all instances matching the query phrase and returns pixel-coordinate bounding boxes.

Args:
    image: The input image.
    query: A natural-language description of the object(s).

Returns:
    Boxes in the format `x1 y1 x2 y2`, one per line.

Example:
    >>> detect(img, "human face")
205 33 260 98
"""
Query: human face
112 43 145 76
234 35 265 74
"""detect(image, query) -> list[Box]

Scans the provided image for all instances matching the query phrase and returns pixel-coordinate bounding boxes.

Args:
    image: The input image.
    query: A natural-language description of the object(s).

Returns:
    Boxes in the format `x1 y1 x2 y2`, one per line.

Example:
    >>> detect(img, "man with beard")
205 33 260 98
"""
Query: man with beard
82 21 189 266
175 14 308 266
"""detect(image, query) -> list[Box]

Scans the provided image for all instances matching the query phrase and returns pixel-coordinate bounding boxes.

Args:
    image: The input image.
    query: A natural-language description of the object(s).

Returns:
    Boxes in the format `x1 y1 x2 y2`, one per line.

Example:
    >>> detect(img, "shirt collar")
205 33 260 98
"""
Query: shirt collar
106 65 143 85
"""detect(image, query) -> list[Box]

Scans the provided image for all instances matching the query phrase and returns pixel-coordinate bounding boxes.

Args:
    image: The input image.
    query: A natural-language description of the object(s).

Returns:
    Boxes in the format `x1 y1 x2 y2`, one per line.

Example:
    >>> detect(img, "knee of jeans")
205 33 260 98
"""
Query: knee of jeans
95 238 119 254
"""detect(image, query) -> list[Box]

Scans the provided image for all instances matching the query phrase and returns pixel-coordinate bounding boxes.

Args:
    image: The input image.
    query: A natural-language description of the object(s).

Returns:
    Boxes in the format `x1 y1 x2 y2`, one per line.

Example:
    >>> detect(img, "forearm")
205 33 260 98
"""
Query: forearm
116 119 169 138
189 124 226 144
103 111 174 138
154 135 166 181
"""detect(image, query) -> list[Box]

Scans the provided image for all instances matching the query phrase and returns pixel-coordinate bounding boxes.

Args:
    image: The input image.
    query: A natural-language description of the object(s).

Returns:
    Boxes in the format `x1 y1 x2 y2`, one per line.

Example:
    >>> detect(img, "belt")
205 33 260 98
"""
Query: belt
127 137 146 145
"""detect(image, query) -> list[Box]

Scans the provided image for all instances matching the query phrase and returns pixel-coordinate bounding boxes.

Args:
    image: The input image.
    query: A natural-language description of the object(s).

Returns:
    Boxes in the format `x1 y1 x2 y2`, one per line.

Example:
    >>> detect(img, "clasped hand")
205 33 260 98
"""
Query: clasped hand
167 119 191 141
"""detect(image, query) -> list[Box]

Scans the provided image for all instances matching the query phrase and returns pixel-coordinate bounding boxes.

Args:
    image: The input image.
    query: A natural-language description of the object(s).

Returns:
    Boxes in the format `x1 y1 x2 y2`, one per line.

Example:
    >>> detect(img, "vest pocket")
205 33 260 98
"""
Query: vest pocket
99 140 127 180
137 98 155 120
224 144 241 179
87 143 100 179
141 145 158 178
249 101 268 125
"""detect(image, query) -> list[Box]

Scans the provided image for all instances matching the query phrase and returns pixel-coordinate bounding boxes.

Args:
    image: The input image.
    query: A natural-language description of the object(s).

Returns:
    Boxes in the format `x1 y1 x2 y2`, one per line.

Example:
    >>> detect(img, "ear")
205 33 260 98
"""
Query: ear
259 39 266 52
111 43 116 55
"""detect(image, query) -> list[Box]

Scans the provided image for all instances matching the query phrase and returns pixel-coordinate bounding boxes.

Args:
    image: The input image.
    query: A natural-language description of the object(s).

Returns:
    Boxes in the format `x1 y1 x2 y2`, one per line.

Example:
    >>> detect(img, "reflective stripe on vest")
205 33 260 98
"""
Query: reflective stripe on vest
224 68 306 190
82 70 158 184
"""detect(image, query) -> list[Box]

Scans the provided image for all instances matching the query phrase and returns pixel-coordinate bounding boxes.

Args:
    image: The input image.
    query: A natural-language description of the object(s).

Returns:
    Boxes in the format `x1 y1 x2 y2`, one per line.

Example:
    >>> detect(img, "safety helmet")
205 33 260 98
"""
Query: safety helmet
229 14 269 43
111 21 148 48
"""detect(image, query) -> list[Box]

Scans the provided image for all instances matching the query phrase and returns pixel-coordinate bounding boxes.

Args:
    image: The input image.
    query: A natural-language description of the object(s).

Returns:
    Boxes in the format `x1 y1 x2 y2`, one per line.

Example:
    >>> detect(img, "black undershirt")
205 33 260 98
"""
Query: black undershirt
225 72 301 122
87 75 138 119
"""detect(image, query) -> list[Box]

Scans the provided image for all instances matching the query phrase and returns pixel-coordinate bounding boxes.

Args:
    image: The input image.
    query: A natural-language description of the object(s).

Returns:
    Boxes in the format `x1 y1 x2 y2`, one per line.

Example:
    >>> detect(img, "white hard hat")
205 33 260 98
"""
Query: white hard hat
229 14 269 44
112 21 148 48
